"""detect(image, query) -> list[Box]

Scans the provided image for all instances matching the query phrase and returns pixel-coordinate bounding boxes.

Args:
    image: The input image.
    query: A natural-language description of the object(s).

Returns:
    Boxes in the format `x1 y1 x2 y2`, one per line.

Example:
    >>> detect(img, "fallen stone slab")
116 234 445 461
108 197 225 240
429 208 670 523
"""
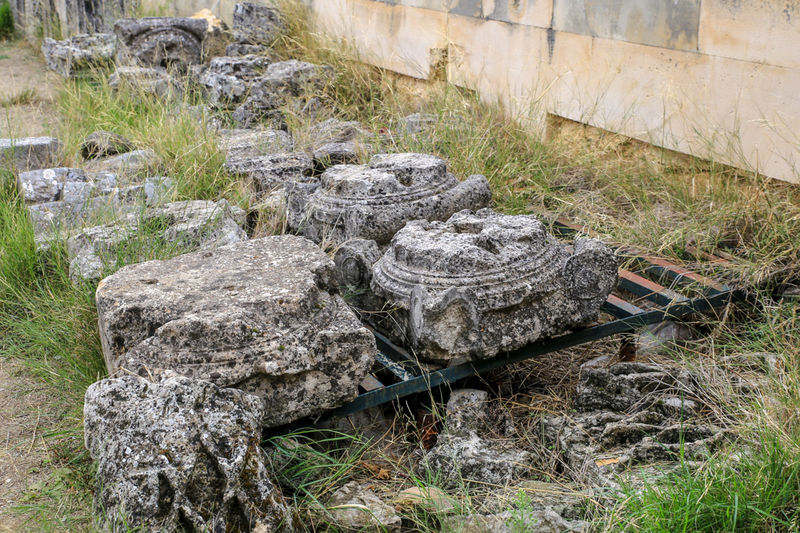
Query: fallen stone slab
0 137 62 172
194 54 272 105
288 153 491 247
369 209 618 363
85 148 158 175
17 167 87 204
190 8 229 60
226 152 314 197
67 199 247 282
41 33 116 78
95 235 376 427
324 482 402 532
109 66 183 99
440 509 586 533
218 128 293 162
84 372 294 532
232 2 283 45
226 43 268 56
81 130 136 160
114 17 208 70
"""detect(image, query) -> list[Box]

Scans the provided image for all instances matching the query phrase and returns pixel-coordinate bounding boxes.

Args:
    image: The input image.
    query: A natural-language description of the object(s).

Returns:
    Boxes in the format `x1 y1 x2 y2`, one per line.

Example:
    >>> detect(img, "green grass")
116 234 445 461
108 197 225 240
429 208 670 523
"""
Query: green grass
0 0 13 40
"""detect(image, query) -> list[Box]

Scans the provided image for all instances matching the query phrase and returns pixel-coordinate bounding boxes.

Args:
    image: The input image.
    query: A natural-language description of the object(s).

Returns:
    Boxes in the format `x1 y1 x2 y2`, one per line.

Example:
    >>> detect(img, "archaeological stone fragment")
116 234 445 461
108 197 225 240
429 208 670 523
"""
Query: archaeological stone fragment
17 167 87 204
0 137 62 172
226 152 314 198
226 43 268 56
218 128 293 163
370 209 618 363
81 130 136 160
194 54 271 105
95 236 376 427
114 17 208 70
109 66 183 99
41 33 116 78
232 2 283 45
421 389 530 488
84 373 294 532
289 153 491 246
85 148 158 175
324 482 402 533
67 199 247 282
543 362 726 488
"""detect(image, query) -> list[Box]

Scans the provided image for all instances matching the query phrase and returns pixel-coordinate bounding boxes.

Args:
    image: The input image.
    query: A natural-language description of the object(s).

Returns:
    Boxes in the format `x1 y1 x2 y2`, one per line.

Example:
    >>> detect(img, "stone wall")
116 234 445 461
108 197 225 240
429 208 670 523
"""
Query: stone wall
302 0 800 184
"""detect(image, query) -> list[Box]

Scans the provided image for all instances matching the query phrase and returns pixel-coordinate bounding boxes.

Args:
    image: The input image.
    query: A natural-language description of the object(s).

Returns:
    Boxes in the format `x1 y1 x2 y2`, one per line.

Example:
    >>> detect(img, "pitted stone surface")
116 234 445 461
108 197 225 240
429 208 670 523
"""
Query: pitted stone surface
84 373 293 532
289 153 492 246
326 482 402 532
114 17 208 70
218 128 293 162
109 66 183 99
41 33 115 78
226 152 314 197
85 148 158 175
17 167 87 204
232 2 283 45
81 131 136 160
67 199 247 282
232 60 332 128
226 43 268 56
543 362 725 488
422 388 530 487
370 208 618 362
95 236 376 427
0 137 62 171
194 55 271 105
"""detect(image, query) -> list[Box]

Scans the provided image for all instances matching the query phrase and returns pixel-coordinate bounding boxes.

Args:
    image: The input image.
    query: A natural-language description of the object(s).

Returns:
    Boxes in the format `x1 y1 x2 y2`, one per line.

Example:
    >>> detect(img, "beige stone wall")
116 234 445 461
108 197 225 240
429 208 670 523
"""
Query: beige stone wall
304 0 800 184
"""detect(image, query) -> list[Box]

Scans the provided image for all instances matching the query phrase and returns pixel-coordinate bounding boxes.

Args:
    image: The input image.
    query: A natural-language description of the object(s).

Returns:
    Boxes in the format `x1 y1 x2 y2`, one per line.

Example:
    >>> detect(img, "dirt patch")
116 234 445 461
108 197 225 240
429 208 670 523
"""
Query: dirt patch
0 40 62 138
0 359 53 531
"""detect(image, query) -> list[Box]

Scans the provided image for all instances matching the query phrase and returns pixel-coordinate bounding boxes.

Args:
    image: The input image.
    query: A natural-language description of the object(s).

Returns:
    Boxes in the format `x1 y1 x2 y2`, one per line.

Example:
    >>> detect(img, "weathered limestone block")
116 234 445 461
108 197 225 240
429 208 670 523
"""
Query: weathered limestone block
81 130 136 160
226 43 268 56
421 389 530 488
440 510 586 533
325 482 402 532
109 66 183 99
0 137 62 172
312 142 359 172
114 17 208 70
67 199 247 282
190 8 229 60
85 148 158 175
289 153 492 247
95 236 376 427
84 373 294 532
232 60 332 128
194 55 271 105
370 209 618 363
543 362 725 488
232 2 283 45
17 167 87 204
41 33 116 78
218 128 293 162
226 152 314 197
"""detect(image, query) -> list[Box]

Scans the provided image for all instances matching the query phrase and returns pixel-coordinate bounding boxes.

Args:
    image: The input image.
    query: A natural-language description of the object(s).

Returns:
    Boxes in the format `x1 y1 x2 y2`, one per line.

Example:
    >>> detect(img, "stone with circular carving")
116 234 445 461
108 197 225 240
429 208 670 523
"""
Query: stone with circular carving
370 209 618 363
114 17 208 70
288 153 492 245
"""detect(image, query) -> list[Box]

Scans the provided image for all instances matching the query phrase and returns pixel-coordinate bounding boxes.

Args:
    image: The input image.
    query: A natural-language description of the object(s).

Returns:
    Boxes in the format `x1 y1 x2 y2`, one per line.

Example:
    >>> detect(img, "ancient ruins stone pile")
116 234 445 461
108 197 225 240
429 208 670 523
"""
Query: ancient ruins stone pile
0 5 684 530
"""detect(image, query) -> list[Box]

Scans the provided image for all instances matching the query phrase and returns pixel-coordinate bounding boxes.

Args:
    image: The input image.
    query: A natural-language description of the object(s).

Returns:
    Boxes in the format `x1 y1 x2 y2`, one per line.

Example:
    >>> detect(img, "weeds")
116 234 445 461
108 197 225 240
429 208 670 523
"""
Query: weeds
0 0 13 40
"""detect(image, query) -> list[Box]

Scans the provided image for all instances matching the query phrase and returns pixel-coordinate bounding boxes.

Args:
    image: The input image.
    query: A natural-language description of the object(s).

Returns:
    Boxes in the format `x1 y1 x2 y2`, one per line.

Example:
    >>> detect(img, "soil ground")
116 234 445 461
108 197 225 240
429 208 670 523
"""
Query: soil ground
0 40 62 532
0 40 60 138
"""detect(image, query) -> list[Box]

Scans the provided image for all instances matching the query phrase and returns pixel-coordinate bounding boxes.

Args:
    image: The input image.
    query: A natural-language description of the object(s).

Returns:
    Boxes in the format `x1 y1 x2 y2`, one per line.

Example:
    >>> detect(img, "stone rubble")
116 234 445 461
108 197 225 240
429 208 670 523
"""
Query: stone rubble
85 148 158 175
81 130 137 160
95 235 377 427
421 389 530 488
0 137 62 172
114 17 208 70
226 152 314 198
218 128 294 163
369 208 618 362
542 362 726 488
67 199 247 282
41 33 116 78
232 2 283 46
84 372 294 532
288 153 491 247
325 481 402 532
194 54 272 105
109 66 184 99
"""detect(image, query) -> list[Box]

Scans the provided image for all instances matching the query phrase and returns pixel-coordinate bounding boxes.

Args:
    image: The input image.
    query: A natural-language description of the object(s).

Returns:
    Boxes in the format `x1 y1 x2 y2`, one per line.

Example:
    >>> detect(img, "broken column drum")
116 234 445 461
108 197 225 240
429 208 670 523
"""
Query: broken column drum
114 17 208 69
370 209 619 363
290 153 492 245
